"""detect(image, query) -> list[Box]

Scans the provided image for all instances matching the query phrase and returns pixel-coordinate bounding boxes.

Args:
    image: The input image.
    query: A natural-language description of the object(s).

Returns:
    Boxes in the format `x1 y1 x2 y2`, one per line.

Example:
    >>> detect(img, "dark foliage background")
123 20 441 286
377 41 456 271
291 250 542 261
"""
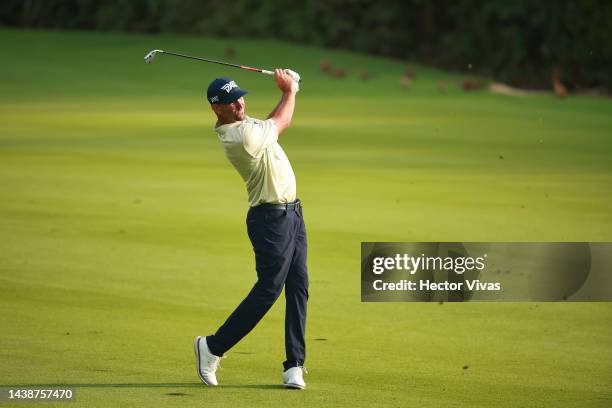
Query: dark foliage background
1 0 610 90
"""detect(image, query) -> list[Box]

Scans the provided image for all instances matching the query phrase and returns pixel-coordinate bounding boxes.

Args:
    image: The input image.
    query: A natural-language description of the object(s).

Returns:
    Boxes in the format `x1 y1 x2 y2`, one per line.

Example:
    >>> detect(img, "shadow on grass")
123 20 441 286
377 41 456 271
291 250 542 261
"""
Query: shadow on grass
0 383 286 390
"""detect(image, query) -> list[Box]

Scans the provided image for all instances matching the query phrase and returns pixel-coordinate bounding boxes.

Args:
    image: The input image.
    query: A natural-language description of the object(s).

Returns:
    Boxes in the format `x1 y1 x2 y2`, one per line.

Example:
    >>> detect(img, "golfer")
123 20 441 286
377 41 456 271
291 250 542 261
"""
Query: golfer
194 69 308 389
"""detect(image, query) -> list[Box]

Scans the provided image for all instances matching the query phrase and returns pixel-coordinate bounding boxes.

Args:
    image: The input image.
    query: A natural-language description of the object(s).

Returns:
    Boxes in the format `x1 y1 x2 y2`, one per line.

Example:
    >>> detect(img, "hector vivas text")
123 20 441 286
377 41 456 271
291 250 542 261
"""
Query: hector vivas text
371 253 501 292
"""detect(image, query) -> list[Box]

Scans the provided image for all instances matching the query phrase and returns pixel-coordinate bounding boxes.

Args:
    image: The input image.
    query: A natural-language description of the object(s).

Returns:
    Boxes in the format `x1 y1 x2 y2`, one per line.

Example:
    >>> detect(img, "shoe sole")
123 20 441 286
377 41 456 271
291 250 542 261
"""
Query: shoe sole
284 383 306 390
194 336 213 386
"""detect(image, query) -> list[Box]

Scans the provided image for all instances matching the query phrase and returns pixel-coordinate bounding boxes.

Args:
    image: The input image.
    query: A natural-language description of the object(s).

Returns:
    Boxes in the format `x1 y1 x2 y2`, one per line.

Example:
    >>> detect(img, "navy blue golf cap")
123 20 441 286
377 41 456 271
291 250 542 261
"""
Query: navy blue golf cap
207 77 248 104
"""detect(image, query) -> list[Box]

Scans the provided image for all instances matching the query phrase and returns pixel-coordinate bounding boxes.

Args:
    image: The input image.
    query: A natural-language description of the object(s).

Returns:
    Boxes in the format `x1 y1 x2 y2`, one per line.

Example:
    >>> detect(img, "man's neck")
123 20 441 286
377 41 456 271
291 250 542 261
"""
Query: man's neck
216 117 244 128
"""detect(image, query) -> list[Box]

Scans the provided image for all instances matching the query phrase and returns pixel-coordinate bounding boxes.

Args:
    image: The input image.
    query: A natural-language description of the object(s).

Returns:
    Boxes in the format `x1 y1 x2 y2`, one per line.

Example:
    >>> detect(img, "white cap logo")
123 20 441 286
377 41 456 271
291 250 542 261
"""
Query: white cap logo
221 81 238 93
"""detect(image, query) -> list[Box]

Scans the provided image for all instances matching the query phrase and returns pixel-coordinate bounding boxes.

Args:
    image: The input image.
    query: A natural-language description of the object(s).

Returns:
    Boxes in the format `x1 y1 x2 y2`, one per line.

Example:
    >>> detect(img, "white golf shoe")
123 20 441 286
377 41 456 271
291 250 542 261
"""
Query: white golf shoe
283 366 307 390
194 336 222 386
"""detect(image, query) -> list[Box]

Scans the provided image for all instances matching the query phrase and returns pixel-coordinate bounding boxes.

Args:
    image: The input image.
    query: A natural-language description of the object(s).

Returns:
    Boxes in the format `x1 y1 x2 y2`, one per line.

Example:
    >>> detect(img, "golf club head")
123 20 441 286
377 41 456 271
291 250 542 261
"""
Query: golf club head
144 49 163 64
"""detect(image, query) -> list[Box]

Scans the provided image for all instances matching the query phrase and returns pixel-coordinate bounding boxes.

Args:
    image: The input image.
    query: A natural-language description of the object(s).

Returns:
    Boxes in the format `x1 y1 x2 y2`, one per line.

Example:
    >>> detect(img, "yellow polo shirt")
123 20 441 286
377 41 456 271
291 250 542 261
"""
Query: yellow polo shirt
215 116 297 207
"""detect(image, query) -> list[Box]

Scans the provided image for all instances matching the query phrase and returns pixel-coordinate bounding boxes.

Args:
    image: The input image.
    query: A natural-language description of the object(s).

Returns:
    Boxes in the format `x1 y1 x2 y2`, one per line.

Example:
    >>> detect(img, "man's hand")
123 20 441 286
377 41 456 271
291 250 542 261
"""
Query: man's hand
275 68 299 93
284 69 301 83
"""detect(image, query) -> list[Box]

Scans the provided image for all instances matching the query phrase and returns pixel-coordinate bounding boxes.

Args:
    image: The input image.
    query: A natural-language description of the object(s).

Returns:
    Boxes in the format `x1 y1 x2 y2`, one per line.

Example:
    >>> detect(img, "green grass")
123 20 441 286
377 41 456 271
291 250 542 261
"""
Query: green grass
0 28 611 407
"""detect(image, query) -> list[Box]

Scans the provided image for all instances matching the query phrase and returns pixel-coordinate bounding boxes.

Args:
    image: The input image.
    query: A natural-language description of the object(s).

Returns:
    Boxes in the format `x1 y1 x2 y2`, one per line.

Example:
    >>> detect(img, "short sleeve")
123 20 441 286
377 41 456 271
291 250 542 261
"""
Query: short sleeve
242 118 279 158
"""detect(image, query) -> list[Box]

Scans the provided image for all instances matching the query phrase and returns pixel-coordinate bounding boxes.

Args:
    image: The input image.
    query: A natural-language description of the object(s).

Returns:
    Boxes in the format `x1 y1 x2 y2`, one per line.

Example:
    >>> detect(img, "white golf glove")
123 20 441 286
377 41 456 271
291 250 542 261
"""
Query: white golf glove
284 69 301 82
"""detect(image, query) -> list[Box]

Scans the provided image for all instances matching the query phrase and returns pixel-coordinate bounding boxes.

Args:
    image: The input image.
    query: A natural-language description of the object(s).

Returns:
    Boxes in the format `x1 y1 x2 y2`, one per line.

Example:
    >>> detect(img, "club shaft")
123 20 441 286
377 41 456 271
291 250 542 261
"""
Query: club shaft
161 51 273 75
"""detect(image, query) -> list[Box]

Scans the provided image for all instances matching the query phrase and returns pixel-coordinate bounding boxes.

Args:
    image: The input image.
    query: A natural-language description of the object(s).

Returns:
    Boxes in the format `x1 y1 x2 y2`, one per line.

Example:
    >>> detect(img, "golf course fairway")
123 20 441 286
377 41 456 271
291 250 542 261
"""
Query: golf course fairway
1 28 611 407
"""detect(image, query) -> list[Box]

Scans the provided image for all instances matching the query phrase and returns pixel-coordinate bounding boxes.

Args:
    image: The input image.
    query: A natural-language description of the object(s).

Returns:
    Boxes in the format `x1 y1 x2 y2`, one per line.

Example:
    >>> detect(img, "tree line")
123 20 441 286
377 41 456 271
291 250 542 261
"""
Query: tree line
1 0 610 92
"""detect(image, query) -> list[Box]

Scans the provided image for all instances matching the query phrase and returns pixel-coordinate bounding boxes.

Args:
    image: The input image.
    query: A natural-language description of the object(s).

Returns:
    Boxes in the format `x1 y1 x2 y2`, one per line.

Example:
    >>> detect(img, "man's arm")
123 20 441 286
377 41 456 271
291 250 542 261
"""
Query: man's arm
267 69 298 135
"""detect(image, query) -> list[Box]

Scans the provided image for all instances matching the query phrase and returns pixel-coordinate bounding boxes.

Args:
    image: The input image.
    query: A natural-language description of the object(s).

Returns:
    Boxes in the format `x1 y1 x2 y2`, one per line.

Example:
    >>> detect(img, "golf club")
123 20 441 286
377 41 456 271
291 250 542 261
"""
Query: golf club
144 49 300 82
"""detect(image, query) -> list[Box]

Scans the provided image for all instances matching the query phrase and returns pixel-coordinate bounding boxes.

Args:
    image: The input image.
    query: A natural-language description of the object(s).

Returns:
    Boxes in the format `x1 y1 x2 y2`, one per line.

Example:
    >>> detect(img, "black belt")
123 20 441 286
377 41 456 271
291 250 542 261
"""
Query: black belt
254 200 301 211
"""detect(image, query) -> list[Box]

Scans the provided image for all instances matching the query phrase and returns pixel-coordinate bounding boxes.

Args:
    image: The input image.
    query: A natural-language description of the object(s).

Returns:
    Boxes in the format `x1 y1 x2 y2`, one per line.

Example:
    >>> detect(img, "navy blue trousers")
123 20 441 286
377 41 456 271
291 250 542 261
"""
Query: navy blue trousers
207 202 309 370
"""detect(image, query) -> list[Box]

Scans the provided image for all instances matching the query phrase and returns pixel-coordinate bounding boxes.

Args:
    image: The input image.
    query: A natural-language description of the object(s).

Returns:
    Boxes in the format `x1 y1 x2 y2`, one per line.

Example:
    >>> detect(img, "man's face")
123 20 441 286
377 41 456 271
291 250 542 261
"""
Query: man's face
212 97 246 123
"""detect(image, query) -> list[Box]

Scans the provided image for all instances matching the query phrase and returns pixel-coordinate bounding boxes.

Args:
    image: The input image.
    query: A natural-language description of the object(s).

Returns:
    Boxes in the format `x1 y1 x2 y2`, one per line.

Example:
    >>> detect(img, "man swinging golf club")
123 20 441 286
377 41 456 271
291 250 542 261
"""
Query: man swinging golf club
195 68 308 389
